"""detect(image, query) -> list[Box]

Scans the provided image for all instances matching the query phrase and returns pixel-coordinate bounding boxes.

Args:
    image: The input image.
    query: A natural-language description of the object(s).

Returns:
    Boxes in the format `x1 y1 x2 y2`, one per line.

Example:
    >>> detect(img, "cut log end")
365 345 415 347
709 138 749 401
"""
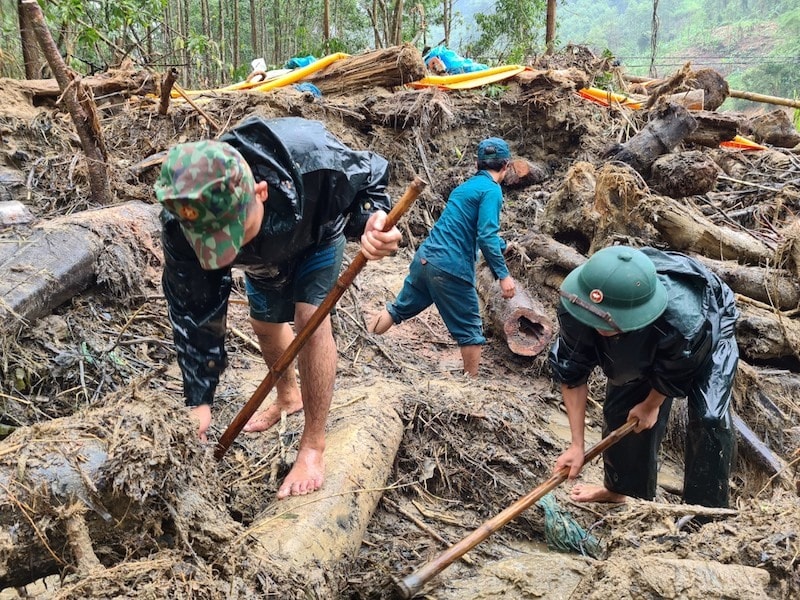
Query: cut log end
503 311 554 357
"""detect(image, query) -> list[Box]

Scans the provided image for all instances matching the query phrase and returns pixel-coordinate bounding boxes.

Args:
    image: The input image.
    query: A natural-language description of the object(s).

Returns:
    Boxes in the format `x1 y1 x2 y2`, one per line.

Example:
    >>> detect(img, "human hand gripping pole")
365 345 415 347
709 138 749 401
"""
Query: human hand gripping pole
214 176 428 461
393 417 639 599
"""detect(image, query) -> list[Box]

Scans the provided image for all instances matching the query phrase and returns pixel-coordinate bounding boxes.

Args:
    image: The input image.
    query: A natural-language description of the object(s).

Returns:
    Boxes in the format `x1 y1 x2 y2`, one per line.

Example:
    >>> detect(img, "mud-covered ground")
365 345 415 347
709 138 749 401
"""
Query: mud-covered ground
1 52 799 599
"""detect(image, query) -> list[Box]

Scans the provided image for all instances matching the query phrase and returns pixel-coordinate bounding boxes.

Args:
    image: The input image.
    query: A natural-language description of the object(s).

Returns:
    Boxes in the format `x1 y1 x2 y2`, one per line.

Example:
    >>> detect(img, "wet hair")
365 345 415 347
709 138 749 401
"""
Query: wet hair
477 157 509 172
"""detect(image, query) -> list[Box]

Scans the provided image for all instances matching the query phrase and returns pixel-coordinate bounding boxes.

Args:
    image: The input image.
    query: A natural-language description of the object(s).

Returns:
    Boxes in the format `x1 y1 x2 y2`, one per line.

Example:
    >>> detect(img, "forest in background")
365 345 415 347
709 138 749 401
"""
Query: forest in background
0 0 798 107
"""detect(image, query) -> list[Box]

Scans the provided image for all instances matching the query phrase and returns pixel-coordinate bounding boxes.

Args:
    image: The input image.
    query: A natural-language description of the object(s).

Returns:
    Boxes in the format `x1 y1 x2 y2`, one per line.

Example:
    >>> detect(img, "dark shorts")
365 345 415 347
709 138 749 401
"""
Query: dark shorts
387 255 485 346
244 236 346 323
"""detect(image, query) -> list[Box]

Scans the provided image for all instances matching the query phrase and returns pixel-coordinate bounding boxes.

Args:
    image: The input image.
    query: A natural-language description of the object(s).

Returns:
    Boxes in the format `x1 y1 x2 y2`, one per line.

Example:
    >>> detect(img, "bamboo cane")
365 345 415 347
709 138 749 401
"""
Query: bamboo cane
624 74 800 109
394 417 639 599
214 176 428 460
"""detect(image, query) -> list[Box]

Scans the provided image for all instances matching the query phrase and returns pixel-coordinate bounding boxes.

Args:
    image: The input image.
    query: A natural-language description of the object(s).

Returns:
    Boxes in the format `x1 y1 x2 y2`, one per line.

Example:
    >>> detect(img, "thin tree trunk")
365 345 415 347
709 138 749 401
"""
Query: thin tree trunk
323 0 330 52
201 0 211 84
249 0 258 60
18 0 44 78
182 0 191 85
233 0 240 72
545 0 556 54
391 0 404 46
20 0 111 206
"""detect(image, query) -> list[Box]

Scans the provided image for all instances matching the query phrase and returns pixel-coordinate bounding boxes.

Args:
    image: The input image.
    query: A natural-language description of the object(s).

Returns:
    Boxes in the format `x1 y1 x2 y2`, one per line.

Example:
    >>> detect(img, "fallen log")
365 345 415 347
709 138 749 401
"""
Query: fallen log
683 110 741 147
304 44 426 95
517 231 586 272
625 73 800 110
603 102 698 174
6 68 158 100
695 256 800 310
0 201 161 332
745 110 800 148
503 158 548 188
639 194 774 265
0 391 239 589
476 263 554 357
735 299 800 364
0 382 407 593
649 150 719 198
240 384 405 595
732 412 789 481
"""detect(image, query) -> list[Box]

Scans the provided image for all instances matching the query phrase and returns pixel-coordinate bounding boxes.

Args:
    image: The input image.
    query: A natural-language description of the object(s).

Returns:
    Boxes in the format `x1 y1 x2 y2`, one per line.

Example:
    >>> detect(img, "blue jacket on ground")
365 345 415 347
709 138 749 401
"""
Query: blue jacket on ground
418 170 509 283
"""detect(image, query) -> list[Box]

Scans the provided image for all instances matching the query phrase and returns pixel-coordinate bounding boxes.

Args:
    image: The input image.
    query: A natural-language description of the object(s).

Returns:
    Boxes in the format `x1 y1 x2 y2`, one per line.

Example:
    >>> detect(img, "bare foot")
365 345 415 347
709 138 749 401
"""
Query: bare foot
277 447 324 499
367 310 394 334
243 395 303 433
570 483 627 503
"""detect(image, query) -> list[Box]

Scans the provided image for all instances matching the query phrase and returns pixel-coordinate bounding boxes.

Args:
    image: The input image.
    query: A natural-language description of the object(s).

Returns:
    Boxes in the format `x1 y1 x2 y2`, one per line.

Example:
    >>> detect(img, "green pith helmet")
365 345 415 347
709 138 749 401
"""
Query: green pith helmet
559 246 668 332
154 140 255 270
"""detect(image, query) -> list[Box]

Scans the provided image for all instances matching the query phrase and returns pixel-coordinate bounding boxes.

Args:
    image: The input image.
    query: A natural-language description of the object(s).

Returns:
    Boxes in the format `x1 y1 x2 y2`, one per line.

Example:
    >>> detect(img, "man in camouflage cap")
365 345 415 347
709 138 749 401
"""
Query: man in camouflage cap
155 117 400 500
156 139 258 269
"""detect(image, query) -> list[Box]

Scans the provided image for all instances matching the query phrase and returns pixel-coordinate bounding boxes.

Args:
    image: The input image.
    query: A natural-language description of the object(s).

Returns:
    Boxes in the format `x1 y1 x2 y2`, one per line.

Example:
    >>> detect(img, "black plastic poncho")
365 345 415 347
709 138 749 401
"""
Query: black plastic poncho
161 116 392 407
549 248 739 507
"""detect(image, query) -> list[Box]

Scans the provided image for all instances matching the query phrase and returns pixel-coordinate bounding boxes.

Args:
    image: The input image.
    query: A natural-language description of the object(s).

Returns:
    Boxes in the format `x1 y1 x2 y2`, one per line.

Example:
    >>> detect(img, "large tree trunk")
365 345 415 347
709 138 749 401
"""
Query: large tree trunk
243 386 405 594
0 393 236 589
0 385 405 592
9 69 158 99
17 0 44 79
604 103 698 175
736 301 800 364
640 195 774 265
304 44 426 95
695 256 800 310
0 202 160 332
476 263 554 357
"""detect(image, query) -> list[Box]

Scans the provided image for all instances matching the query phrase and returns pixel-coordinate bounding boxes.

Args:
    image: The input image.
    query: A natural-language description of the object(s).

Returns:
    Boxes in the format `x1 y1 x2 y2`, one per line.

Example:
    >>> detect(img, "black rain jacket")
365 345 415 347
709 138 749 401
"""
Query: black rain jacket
549 248 739 400
161 116 392 406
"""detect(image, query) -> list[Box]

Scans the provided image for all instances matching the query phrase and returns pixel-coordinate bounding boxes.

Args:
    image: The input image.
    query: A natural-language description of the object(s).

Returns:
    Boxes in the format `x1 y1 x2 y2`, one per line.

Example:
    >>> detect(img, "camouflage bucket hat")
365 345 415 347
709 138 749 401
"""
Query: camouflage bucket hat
155 140 255 270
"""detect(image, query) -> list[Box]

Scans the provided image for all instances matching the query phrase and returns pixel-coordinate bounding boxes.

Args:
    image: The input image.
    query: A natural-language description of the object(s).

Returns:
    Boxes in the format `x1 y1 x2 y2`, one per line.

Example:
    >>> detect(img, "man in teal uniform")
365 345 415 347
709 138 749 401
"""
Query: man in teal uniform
369 137 516 376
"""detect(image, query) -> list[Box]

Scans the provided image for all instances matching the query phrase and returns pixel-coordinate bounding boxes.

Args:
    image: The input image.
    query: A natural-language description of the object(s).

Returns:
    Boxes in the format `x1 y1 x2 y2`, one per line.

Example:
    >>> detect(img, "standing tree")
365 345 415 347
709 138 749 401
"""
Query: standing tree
545 0 556 54
18 0 44 78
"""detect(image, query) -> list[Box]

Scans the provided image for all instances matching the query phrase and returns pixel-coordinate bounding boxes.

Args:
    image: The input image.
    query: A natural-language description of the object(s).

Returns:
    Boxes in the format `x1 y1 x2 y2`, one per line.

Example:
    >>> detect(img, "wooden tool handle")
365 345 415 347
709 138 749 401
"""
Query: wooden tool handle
214 176 427 460
394 417 639 599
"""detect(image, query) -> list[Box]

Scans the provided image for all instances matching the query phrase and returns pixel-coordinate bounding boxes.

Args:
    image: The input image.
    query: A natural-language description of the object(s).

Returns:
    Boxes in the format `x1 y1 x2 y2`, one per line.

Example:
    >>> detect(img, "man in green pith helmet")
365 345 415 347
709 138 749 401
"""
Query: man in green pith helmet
154 116 401 500
548 245 739 508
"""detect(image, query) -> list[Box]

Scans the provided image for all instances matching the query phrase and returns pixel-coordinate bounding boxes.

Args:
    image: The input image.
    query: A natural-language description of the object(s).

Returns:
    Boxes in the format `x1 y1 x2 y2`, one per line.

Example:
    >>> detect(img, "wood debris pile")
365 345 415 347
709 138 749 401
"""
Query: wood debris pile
0 44 798 599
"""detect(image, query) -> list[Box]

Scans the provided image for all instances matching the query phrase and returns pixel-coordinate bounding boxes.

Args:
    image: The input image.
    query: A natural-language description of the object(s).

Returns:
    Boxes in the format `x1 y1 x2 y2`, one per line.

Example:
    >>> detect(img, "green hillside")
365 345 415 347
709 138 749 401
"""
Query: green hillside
556 0 800 101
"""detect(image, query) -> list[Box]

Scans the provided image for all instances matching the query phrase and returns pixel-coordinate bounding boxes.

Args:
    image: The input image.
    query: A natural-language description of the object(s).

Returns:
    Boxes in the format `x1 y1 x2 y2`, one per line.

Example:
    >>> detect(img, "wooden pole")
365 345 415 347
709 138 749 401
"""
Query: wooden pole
394 418 639 599
214 176 428 460
624 74 800 110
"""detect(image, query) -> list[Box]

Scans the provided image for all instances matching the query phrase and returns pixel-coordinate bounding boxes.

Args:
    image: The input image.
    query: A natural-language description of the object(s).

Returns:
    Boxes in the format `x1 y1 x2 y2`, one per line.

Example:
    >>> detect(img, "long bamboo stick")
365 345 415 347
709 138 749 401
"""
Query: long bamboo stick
624 74 800 109
394 418 639 599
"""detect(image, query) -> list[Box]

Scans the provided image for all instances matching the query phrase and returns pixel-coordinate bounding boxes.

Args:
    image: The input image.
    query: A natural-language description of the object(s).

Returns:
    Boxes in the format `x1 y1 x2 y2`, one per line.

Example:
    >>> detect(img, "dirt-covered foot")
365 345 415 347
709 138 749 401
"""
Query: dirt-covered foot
367 310 394 334
277 447 324 499
569 483 627 503
243 395 303 433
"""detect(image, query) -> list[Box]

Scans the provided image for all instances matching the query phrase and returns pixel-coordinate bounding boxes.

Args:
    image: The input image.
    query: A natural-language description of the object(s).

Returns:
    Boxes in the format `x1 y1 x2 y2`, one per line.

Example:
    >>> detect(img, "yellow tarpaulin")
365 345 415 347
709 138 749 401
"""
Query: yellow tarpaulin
410 65 526 90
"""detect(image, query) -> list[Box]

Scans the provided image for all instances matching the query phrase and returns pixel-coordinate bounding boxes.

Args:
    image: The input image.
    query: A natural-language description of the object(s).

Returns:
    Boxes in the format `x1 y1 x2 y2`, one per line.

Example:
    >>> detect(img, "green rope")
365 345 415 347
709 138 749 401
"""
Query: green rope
536 492 603 559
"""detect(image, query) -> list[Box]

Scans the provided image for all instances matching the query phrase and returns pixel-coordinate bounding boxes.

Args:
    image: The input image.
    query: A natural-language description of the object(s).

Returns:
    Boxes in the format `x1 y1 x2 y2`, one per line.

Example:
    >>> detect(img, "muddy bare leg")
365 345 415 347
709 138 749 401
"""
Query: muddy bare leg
243 320 304 433
460 344 481 377
277 302 334 499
